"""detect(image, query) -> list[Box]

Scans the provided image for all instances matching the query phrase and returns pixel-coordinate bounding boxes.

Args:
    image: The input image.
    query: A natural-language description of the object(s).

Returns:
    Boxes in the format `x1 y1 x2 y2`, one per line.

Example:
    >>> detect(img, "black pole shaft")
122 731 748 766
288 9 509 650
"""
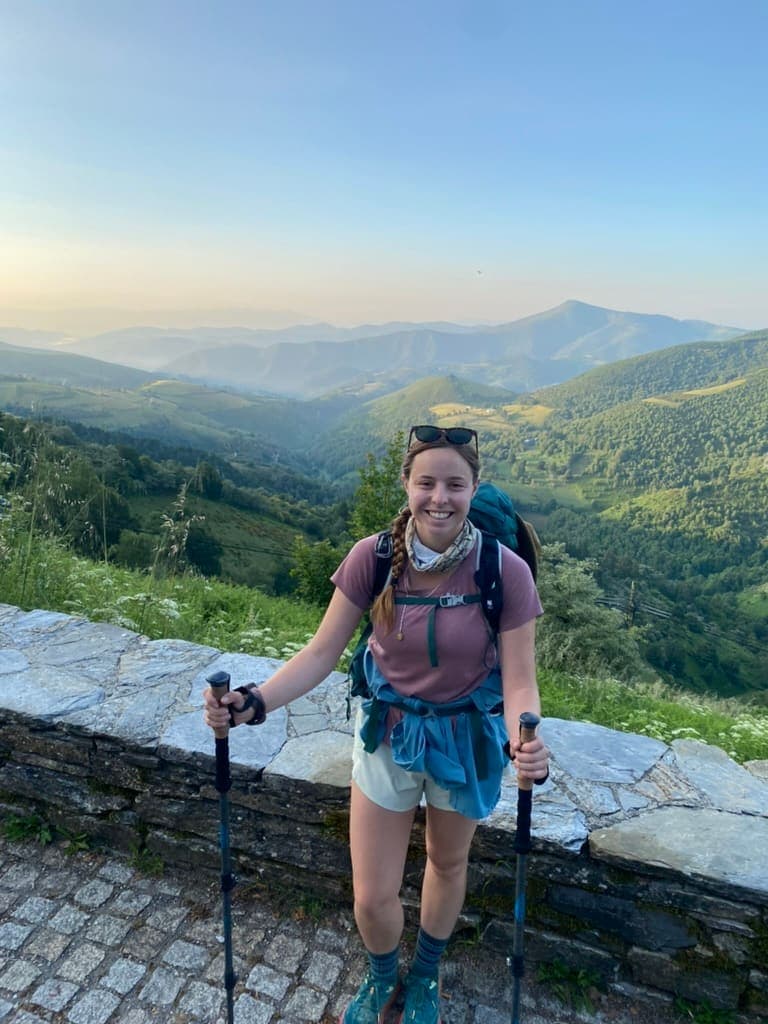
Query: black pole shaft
511 800 531 1024
208 671 236 1024
510 712 540 1024
216 737 236 1024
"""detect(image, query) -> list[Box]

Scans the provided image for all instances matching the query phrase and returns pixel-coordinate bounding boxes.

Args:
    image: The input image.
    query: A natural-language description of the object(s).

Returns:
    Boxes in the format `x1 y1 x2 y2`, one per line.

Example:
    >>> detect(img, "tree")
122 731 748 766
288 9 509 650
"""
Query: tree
186 522 223 576
290 536 346 605
194 460 223 501
289 432 406 604
110 529 156 570
535 543 650 681
348 431 406 540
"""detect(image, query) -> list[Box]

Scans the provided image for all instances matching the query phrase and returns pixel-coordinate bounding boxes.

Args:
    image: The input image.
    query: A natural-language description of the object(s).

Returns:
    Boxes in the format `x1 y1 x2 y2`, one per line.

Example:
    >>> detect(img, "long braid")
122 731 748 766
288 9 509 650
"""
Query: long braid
371 507 411 632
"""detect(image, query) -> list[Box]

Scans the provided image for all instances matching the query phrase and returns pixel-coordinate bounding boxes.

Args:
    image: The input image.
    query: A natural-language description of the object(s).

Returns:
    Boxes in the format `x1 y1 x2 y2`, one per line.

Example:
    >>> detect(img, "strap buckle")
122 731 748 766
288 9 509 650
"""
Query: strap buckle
438 594 468 608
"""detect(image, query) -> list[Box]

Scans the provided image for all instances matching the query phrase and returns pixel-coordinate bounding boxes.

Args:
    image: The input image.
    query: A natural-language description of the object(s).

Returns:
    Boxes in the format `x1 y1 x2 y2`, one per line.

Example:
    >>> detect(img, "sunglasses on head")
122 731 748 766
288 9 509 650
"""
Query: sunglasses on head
407 424 479 453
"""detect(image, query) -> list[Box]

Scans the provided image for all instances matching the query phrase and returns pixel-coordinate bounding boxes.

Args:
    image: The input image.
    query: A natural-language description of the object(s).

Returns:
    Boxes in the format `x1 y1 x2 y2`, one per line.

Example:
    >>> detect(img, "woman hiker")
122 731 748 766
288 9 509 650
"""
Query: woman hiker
202 425 548 1024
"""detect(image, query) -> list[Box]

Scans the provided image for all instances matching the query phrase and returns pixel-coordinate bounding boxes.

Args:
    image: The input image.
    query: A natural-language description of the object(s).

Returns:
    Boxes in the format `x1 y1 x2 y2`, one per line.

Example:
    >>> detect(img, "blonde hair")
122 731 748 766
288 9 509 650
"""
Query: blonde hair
370 438 480 632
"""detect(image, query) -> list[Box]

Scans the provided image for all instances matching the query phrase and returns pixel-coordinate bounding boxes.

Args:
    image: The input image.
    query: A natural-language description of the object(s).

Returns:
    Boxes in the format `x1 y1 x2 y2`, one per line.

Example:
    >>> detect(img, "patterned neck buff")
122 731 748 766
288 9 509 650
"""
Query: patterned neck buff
405 516 478 575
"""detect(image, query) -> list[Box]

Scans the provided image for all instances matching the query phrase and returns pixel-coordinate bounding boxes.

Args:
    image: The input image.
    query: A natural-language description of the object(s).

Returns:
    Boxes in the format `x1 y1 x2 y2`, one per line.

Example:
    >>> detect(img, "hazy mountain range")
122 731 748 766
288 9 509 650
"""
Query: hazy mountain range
0 300 747 400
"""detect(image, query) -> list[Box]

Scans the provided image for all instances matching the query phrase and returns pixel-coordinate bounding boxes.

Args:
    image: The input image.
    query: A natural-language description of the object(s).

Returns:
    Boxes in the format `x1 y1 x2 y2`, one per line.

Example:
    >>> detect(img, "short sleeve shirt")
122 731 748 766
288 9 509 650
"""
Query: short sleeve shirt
331 534 543 703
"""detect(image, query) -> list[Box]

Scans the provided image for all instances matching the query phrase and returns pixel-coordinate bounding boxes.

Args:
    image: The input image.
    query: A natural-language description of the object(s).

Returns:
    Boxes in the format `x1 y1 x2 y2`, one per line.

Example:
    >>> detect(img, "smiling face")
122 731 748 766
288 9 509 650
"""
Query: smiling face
402 445 478 552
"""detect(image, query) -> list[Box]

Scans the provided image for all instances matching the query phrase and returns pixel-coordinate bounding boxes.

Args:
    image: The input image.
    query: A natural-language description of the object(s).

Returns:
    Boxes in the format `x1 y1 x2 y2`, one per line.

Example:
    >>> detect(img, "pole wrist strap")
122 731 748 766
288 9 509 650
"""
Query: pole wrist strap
231 686 267 726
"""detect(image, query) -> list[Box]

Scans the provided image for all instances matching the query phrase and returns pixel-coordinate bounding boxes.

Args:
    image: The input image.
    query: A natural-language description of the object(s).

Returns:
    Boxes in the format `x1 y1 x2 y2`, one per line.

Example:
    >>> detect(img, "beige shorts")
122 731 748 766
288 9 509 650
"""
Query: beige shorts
351 707 456 814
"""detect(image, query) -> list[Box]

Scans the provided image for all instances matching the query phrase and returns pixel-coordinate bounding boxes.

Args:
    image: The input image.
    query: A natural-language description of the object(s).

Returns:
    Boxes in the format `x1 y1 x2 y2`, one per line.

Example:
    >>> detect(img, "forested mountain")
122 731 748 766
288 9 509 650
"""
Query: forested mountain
533 330 768 417
0 374 360 473
310 376 516 479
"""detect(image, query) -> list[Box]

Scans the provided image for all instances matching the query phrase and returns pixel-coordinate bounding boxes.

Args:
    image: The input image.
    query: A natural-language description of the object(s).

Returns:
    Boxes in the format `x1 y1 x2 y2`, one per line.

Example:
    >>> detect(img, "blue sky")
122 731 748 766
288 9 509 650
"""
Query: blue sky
1 0 766 333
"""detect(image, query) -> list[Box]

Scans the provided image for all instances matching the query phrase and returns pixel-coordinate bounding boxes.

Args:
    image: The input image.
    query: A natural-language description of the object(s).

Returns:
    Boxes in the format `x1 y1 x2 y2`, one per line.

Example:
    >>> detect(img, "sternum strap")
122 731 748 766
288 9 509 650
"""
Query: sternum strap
394 593 482 667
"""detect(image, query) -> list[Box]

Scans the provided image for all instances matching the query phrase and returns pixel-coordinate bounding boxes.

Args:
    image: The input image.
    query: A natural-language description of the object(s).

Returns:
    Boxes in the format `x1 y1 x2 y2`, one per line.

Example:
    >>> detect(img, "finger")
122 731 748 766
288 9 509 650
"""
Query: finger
204 707 230 726
519 736 544 751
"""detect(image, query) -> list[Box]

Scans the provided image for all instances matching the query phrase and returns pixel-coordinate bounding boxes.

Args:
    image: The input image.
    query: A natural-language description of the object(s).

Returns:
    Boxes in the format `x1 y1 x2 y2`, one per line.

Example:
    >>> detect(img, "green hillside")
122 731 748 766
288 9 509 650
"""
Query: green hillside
302 353 768 698
311 375 517 478
0 341 154 388
496 356 768 696
531 329 768 417
0 375 354 473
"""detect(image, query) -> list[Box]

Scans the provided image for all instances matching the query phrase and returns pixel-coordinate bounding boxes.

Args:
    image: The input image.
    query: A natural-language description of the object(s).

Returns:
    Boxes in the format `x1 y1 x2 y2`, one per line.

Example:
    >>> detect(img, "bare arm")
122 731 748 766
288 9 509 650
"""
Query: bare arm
203 587 364 730
499 618 549 782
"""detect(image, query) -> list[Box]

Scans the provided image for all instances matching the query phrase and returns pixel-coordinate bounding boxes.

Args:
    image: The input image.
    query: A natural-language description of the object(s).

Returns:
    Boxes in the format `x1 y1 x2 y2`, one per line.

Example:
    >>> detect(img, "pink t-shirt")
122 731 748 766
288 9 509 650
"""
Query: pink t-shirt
331 534 543 703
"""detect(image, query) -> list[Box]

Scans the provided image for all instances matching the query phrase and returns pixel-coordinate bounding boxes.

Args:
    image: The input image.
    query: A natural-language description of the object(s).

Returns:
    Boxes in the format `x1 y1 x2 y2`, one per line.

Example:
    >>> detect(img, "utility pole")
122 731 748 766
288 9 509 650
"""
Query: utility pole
625 580 637 628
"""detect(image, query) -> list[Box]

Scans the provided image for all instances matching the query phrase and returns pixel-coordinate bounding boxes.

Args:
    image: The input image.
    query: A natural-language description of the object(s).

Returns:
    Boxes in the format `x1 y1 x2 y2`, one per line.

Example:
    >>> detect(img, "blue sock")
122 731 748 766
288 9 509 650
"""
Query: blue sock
411 928 448 978
368 946 399 983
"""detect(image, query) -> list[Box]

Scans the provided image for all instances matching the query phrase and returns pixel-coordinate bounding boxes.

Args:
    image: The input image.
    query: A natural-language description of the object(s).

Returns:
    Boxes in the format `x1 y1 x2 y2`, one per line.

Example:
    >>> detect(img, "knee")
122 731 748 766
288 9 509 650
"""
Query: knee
354 881 400 921
425 842 469 881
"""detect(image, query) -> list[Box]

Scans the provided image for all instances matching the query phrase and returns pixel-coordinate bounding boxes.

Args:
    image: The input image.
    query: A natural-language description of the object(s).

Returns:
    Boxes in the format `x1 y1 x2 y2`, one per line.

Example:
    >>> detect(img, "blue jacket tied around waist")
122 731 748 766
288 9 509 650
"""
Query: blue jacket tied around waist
359 650 510 819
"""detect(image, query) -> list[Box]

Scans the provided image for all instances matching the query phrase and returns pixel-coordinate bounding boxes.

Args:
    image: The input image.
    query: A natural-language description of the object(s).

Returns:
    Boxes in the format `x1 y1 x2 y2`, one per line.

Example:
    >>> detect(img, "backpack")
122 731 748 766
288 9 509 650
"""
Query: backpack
345 482 539 713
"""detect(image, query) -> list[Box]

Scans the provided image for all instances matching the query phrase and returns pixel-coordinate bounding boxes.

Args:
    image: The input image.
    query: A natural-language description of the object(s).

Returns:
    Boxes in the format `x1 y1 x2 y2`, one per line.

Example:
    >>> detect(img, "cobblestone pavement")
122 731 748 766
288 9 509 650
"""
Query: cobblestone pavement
0 836 678 1024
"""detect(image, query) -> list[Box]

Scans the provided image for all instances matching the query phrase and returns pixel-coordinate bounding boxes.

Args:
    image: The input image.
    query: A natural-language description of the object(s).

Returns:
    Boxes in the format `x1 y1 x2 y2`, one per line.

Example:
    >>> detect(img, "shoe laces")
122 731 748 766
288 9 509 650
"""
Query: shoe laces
404 974 438 1019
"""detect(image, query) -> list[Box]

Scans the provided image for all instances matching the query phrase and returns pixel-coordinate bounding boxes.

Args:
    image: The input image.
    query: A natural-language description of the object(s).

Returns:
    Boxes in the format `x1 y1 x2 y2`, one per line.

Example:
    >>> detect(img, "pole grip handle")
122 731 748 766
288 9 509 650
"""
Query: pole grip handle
207 670 231 740
517 711 541 793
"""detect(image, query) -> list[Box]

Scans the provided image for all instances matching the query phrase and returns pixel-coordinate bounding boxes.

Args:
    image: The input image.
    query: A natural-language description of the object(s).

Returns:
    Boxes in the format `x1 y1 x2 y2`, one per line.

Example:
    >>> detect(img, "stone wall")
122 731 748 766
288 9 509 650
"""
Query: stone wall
0 603 767 1017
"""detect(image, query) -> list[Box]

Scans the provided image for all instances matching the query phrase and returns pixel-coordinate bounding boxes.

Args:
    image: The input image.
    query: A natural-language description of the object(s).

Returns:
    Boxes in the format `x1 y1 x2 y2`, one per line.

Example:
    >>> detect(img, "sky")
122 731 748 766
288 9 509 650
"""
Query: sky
1 0 767 335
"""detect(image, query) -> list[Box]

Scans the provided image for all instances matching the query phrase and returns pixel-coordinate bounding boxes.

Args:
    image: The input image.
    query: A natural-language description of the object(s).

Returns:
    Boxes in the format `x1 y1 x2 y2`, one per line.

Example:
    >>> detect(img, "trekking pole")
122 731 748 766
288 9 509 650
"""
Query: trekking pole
207 670 237 1024
510 711 541 1024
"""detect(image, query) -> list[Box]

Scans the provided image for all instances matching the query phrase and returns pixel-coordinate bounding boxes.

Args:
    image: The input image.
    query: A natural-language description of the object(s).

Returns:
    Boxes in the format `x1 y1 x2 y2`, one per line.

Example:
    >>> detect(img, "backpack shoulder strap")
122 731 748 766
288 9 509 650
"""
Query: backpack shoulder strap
346 530 394 715
371 530 394 601
474 531 503 636
514 514 540 583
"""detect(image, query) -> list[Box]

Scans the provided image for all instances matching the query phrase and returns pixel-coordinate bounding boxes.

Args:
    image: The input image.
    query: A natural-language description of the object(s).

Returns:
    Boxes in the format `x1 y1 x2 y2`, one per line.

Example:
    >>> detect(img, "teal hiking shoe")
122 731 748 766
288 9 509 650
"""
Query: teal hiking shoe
340 971 402 1024
400 972 441 1024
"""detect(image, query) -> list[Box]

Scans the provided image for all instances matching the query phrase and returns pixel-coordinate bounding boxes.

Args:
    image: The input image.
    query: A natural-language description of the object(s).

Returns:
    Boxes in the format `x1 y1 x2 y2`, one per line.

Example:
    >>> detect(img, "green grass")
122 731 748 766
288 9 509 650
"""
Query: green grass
2 812 53 846
673 996 736 1024
536 960 603 1012
128 842 165 877
539 669 768 763
0 515 335 662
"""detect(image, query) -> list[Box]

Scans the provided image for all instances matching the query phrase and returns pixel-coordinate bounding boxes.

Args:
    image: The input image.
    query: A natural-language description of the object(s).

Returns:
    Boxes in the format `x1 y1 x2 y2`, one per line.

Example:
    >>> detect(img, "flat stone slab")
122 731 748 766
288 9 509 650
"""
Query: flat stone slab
542 718 667 783
590 806 768 899
671 739 768 814
266 730 354 787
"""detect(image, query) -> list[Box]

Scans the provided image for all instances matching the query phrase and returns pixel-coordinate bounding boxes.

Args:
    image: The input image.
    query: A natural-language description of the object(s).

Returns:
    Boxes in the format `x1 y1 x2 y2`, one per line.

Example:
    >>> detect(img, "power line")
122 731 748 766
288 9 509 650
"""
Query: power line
595 595 764 655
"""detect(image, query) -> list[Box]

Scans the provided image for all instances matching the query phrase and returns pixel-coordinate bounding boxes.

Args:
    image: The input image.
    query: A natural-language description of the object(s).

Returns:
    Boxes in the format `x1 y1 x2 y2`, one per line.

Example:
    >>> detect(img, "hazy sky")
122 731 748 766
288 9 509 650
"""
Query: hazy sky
2 1 766 334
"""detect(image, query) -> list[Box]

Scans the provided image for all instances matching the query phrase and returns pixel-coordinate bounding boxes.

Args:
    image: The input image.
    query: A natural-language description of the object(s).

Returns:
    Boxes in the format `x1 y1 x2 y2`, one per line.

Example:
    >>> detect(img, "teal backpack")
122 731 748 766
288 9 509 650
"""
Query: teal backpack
345 482 539 712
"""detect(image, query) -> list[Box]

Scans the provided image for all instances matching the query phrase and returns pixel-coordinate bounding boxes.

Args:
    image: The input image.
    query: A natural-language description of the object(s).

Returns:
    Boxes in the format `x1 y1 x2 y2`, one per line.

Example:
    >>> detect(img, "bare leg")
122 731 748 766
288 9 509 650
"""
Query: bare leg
349 781 416 954
419 805 477 940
